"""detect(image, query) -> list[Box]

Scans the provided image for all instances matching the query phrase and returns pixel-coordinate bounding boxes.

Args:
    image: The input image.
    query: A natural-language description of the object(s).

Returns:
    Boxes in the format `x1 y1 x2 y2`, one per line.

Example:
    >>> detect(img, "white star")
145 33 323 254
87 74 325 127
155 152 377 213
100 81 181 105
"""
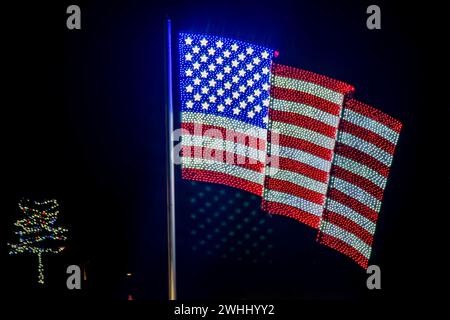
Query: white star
200 55 208 63
202 102 209 110
186 85 194 93
185 37 193 45
216 73 224 80
263 116 268 124
223 50 231 58
217 88 225 96
185 53 193 61
231 43 239 51
185 69 193 76
247 95 255 103
239 85 246 93
209 95 217 103
208 48 216 55
247 110 255 118
194 93 202 101
232 75 239 83
238 69 246 77
262 98 270 107
261 51 269 59
239 101 247 109
253 73 261 81
247 79 254 87
262 83 270 90
231 60 239 67
232 91 240 99
201 86 209 94
217 104 225 112
224 82 232 89
253 57 261 65
262 67 270 75
185 100 194 109
200 38 208 46
253 89 261 96
232 107 241 115
254 105 262 113
209 79 216 87
200 70 208 78
224 66 231 74
246 47 254 55
216 57 224 64
216 40 224 48
193 62 200 70
208 64 216 71
193 78 201 85
225 97 232 105
192 46 200 54
246 63 254 71
238 53 246 61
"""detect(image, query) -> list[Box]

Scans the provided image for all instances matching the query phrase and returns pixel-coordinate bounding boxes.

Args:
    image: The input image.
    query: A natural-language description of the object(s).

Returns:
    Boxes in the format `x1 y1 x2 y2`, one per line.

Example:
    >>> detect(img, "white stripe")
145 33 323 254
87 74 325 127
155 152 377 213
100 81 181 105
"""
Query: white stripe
326 199 376 234
272 121 336 150
273 75 344 105
333 177 382 212
182 135 266 162
333 154 387 189
339 132 393 167
321 223 372 259
344 109 400 145
268 167 328 194
182 111 267 140
278 145 332 172
182 157 263 184
264 189 324 217
271 98 340 127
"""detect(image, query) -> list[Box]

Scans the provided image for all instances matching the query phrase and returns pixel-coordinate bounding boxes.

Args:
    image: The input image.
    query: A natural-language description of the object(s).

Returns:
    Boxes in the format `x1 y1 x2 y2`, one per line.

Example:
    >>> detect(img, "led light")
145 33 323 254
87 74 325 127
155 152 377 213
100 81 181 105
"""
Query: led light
8 199 68 284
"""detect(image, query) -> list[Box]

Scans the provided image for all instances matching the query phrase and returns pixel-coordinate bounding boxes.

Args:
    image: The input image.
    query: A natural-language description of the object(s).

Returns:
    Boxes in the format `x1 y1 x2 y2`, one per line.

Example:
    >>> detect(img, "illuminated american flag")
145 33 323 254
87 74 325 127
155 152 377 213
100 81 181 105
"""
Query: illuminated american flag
178 32 402 269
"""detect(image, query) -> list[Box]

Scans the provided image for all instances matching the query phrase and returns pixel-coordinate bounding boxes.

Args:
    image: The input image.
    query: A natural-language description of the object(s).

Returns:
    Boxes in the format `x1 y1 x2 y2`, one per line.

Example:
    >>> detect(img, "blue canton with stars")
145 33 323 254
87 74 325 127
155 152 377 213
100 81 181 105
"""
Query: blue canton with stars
179 33 274 129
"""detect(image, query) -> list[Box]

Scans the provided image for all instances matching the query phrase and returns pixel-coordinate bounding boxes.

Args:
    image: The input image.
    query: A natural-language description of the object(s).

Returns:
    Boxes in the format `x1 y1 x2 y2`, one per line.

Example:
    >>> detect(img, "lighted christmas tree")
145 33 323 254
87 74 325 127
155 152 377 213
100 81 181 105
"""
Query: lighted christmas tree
8 199 68 284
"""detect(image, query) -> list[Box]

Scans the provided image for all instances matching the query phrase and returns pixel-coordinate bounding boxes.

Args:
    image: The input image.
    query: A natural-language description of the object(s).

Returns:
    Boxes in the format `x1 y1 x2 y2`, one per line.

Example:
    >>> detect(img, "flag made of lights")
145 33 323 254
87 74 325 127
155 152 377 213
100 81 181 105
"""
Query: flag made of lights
178 32 402 269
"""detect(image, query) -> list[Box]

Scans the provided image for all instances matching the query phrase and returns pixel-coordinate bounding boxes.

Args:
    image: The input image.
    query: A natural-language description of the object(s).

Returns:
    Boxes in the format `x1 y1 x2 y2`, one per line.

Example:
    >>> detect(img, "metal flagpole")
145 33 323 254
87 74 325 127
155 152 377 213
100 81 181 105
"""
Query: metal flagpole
164 17 177 300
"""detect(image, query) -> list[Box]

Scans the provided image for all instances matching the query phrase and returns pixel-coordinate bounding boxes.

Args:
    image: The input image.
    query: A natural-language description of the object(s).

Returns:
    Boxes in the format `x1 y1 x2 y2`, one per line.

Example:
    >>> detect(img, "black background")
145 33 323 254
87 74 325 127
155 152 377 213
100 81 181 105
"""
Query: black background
1 0 442 307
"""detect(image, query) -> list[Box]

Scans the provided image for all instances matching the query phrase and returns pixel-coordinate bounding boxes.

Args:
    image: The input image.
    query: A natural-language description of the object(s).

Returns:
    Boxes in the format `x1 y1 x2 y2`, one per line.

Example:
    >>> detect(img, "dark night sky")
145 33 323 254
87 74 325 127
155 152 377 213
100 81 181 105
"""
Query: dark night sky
1 0 441 303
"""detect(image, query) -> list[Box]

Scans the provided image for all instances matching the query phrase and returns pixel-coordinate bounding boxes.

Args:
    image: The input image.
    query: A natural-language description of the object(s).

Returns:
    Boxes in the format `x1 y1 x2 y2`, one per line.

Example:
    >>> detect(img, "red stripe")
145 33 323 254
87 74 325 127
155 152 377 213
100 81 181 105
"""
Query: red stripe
332 165 384 200
271 63 355 95
270 109 337 138
181 122 266 151
335 143 390 177
274 133 333 161
182 168 262 196
328 188 378 223
316 233 369 269
271 86 342 116
181 146 265 173
321 209 374 246
262 200 320 229
270 156 329 183
264 178 325 205
345 99 402 133
339 119 396 155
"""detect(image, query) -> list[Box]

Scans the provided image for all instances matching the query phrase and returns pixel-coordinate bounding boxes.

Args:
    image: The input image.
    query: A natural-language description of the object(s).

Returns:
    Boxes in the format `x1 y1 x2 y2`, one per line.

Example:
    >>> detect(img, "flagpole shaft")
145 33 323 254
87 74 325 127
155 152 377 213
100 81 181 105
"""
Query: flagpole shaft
164 17 177 300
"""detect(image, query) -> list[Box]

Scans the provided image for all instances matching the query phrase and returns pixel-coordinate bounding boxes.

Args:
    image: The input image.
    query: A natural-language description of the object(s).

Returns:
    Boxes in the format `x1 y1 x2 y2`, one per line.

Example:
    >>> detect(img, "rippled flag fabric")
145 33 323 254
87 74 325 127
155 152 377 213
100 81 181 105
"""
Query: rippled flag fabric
317 99 402 268
179 33 274 195
262 64 354 228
